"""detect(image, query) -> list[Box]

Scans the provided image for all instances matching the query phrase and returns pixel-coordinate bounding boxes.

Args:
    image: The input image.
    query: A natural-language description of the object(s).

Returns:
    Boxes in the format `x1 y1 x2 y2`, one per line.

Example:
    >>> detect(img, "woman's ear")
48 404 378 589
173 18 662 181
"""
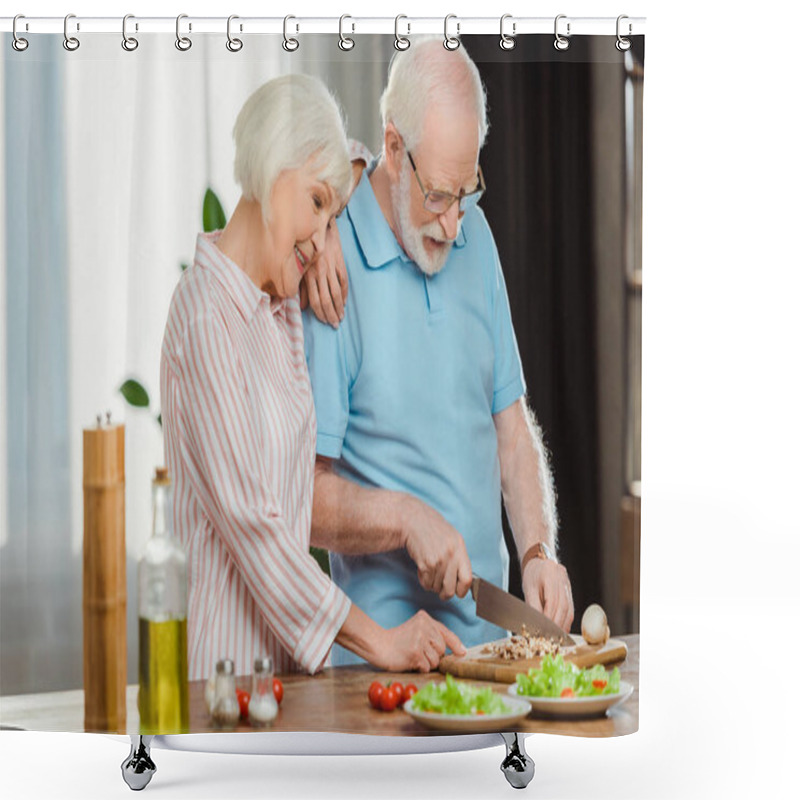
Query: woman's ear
383 123 404 179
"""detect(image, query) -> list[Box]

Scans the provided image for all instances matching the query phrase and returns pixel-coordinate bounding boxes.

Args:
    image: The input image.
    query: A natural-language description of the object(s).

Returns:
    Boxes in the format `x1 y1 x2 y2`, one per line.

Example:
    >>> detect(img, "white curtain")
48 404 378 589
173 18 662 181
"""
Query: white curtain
2 33 391 694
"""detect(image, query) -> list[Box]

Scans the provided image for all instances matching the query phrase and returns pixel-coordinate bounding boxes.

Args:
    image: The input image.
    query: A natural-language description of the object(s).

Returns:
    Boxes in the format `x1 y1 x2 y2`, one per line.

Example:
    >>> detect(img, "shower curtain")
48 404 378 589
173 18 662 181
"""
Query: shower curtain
1 20 644 740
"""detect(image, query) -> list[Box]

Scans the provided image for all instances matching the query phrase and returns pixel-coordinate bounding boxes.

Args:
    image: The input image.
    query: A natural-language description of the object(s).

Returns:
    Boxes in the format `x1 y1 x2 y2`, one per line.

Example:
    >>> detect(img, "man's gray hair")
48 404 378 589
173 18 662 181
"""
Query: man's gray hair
233 74 352 225
379 36 488 152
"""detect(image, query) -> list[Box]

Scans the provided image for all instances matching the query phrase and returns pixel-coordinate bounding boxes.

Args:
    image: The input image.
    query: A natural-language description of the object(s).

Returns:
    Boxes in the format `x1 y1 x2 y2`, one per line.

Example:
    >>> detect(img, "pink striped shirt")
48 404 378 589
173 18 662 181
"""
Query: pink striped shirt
160 231 351 680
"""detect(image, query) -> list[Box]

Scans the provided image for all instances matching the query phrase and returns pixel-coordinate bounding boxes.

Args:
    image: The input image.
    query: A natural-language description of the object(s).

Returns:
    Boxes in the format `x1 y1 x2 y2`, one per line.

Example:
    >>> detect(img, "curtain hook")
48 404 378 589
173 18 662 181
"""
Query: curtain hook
226 15 243 52
176 14 192 51
12 14 29 52
339 14 355 51
283 15 299 52
616 15 632 51
443 14 460 51
63 13 80 51
499 14 516 51
122 14 139 52
394 14 410 51
554 14 570 51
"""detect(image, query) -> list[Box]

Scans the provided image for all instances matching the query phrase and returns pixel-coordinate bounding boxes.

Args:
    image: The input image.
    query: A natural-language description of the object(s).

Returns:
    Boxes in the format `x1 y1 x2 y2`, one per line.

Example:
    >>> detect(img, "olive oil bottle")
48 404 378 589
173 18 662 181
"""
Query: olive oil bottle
137 468 189 734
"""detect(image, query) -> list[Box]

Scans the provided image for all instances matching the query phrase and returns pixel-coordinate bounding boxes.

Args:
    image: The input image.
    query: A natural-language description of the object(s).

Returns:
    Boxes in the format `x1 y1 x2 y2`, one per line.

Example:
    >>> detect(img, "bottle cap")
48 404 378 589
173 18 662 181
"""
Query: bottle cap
254 656 274 674
153 467 171 486
215 658 235 676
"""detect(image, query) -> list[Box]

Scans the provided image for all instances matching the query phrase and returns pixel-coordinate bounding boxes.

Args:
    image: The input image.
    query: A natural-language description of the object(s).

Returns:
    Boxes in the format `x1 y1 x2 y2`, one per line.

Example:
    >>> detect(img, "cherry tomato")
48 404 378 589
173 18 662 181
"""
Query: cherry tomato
592 679 607 690
380 684 401 712
402 684 418 703
560 688 575 698
390 681 405 697
368 681 384 710
273 678 284 705
235 688 250 720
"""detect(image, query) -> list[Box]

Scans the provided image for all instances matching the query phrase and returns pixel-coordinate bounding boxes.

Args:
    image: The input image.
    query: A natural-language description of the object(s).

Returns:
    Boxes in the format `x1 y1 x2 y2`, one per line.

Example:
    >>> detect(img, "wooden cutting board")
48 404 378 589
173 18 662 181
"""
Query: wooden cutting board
438 635 628 684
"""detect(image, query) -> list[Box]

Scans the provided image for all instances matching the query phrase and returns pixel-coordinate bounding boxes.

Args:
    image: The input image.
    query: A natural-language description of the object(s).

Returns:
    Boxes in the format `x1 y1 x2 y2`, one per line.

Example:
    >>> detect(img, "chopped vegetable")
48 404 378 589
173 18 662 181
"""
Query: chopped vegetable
410 674 511 716
515 654 621 698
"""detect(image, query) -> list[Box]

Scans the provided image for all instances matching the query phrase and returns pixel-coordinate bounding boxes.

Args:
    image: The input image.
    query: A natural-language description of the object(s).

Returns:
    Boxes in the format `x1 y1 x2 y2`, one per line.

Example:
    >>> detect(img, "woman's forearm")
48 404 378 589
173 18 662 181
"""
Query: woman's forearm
334 603 388 667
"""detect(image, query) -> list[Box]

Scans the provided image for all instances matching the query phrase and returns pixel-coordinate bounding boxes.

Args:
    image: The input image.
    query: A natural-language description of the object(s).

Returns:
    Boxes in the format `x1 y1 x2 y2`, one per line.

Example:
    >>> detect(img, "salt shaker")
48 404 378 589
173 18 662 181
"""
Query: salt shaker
211 659 239 729
248 656 278 726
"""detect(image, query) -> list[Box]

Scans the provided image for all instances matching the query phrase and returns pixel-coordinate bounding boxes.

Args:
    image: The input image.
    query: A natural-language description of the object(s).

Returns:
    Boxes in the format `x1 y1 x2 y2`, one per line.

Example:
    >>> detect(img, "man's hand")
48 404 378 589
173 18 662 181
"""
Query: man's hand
521 558 574 633
377 610 466 673
299 218 348 328
402 496 473 602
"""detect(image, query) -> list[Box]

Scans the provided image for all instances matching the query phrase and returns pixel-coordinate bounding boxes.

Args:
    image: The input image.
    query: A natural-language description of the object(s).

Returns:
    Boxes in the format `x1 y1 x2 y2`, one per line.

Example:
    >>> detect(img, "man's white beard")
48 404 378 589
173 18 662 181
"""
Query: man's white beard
391 162 460 276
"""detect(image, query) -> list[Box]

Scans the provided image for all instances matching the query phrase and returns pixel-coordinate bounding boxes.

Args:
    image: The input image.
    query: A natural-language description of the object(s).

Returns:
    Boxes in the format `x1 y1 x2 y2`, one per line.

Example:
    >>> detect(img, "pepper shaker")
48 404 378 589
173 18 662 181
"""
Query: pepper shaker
211 659 239 729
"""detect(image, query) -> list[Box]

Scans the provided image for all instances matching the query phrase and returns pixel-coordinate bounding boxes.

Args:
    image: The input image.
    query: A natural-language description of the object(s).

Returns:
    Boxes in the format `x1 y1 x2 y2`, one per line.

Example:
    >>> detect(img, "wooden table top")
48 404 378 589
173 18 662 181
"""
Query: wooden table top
1 635 637 738
190 634 638 739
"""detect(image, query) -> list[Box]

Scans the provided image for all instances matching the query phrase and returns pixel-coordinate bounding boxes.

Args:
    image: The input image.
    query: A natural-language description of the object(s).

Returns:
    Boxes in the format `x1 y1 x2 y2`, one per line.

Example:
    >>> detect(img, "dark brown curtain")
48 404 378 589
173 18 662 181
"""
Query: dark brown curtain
466 35 639 617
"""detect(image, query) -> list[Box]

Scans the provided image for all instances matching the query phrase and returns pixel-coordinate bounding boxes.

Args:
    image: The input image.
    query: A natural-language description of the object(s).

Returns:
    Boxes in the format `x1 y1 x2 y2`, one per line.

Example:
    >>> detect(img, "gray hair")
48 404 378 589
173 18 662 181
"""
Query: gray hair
379 36 488 152
233 74 352 224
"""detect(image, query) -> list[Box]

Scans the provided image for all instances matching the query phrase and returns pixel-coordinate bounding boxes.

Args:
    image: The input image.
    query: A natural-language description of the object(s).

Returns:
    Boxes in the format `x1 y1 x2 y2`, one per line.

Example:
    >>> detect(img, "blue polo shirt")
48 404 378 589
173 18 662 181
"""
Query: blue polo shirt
303 167 526 665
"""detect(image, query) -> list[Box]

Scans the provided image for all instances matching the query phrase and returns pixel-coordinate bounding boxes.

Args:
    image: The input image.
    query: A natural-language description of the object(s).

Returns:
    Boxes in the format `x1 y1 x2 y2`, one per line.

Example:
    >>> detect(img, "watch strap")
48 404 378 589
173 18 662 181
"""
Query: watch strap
520 541 557 573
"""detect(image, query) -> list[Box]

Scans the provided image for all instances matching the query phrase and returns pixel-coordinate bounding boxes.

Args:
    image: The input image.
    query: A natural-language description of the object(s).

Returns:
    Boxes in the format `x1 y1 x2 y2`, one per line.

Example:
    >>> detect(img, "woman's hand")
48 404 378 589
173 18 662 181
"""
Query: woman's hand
377 611 466 673
299 218 348 328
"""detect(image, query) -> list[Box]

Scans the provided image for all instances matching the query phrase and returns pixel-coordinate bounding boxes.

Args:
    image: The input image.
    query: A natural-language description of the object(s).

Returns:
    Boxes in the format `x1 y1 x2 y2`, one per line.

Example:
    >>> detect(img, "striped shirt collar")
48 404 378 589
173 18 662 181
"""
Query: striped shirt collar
195 231 286 320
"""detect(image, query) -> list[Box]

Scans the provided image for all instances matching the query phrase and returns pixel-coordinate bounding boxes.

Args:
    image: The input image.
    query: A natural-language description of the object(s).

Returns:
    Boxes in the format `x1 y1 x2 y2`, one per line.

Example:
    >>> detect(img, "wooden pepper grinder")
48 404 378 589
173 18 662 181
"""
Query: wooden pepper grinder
82 412 127 733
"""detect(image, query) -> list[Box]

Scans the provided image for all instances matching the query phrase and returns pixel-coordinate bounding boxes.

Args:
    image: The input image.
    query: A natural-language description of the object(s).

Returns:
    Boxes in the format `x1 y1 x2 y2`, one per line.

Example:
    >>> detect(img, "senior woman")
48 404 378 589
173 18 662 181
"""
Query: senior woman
160 75 465 681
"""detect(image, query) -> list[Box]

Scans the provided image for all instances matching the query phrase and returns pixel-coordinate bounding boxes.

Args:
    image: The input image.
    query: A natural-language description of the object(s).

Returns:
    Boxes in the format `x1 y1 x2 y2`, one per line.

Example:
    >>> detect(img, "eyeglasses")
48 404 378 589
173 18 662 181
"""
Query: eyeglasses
407 151 485 215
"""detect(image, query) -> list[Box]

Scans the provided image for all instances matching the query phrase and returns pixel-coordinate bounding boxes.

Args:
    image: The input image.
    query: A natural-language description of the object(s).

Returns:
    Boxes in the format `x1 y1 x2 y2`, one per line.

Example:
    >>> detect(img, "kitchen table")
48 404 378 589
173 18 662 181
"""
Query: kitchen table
1 635 638 739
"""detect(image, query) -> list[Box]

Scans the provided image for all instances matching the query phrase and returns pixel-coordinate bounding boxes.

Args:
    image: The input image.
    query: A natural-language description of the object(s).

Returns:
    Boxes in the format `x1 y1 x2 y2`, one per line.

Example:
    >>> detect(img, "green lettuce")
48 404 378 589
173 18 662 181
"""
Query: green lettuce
410 674 511 715
515 654 621 698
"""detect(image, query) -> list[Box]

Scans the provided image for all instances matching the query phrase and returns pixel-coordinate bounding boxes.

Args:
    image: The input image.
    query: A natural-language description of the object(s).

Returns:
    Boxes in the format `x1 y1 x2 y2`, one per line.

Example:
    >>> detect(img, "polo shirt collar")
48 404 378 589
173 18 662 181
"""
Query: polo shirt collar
348 162 467 270
195 232 283 321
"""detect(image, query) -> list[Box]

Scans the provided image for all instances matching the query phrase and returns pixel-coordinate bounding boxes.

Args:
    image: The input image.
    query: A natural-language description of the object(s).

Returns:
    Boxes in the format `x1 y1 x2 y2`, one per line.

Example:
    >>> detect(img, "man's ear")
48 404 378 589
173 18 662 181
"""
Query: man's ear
383 123 404 179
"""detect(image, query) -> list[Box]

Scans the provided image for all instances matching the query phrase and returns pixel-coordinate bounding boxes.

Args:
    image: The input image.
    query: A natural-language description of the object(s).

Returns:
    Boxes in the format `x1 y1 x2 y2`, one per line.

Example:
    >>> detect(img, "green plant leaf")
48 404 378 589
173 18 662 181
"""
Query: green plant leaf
156 413 162 428
119 379 150 408
180 262 190 272
309 546 331 576
203 188 226 233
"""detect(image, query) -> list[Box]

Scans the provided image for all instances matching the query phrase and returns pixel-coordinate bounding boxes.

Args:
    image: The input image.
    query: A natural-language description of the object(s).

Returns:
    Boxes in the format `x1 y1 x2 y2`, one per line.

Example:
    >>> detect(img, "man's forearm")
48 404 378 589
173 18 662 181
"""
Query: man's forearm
311 457 408 554
495 399 558 558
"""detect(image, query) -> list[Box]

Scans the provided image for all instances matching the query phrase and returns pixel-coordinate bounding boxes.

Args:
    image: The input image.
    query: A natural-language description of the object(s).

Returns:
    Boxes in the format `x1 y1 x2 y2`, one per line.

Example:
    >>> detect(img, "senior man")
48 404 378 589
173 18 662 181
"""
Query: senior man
303 38 574 665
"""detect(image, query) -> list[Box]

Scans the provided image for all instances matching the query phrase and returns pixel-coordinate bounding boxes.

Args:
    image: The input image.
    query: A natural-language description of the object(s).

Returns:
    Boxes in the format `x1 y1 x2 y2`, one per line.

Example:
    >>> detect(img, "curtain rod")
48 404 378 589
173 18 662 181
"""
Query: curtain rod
2 16 646 37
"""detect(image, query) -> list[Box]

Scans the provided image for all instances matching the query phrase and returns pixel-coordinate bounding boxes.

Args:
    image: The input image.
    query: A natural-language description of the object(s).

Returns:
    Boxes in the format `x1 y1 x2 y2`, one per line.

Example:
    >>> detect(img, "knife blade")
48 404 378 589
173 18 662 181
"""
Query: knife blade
471 575 576 646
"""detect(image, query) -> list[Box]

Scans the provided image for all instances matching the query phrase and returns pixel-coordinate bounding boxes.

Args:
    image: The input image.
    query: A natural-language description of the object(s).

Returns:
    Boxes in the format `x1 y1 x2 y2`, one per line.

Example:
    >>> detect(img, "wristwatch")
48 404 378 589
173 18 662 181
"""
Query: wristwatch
520 541 557 573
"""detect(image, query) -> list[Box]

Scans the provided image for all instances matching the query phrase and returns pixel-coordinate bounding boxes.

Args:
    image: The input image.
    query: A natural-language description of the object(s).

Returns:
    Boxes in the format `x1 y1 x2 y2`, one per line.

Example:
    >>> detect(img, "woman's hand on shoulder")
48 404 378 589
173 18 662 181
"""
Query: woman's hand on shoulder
299 218 348 329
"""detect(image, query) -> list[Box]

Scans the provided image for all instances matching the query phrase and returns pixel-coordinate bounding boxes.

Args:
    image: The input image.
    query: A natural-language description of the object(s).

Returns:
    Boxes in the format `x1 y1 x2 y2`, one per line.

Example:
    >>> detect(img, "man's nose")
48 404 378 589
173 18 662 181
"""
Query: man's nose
438 201 460 241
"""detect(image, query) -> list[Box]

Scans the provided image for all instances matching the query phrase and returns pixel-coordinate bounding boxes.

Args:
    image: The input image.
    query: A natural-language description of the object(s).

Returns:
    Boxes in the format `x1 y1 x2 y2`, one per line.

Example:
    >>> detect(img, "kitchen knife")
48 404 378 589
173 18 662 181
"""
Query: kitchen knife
471 575 576 646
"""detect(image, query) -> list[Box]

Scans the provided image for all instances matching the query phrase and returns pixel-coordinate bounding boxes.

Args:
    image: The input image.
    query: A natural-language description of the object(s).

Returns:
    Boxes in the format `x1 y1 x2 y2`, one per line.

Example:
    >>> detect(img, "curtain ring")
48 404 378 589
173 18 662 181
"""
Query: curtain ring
339 15 355 51
394 15 410 51
176 14 192 51
283 15 299 52
63 13 80 51
12 15 29 52
443 14 460 51
499 14 516 50
226 15 243 52
122 14 139 52
616 15 632 51
553 14 570 51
